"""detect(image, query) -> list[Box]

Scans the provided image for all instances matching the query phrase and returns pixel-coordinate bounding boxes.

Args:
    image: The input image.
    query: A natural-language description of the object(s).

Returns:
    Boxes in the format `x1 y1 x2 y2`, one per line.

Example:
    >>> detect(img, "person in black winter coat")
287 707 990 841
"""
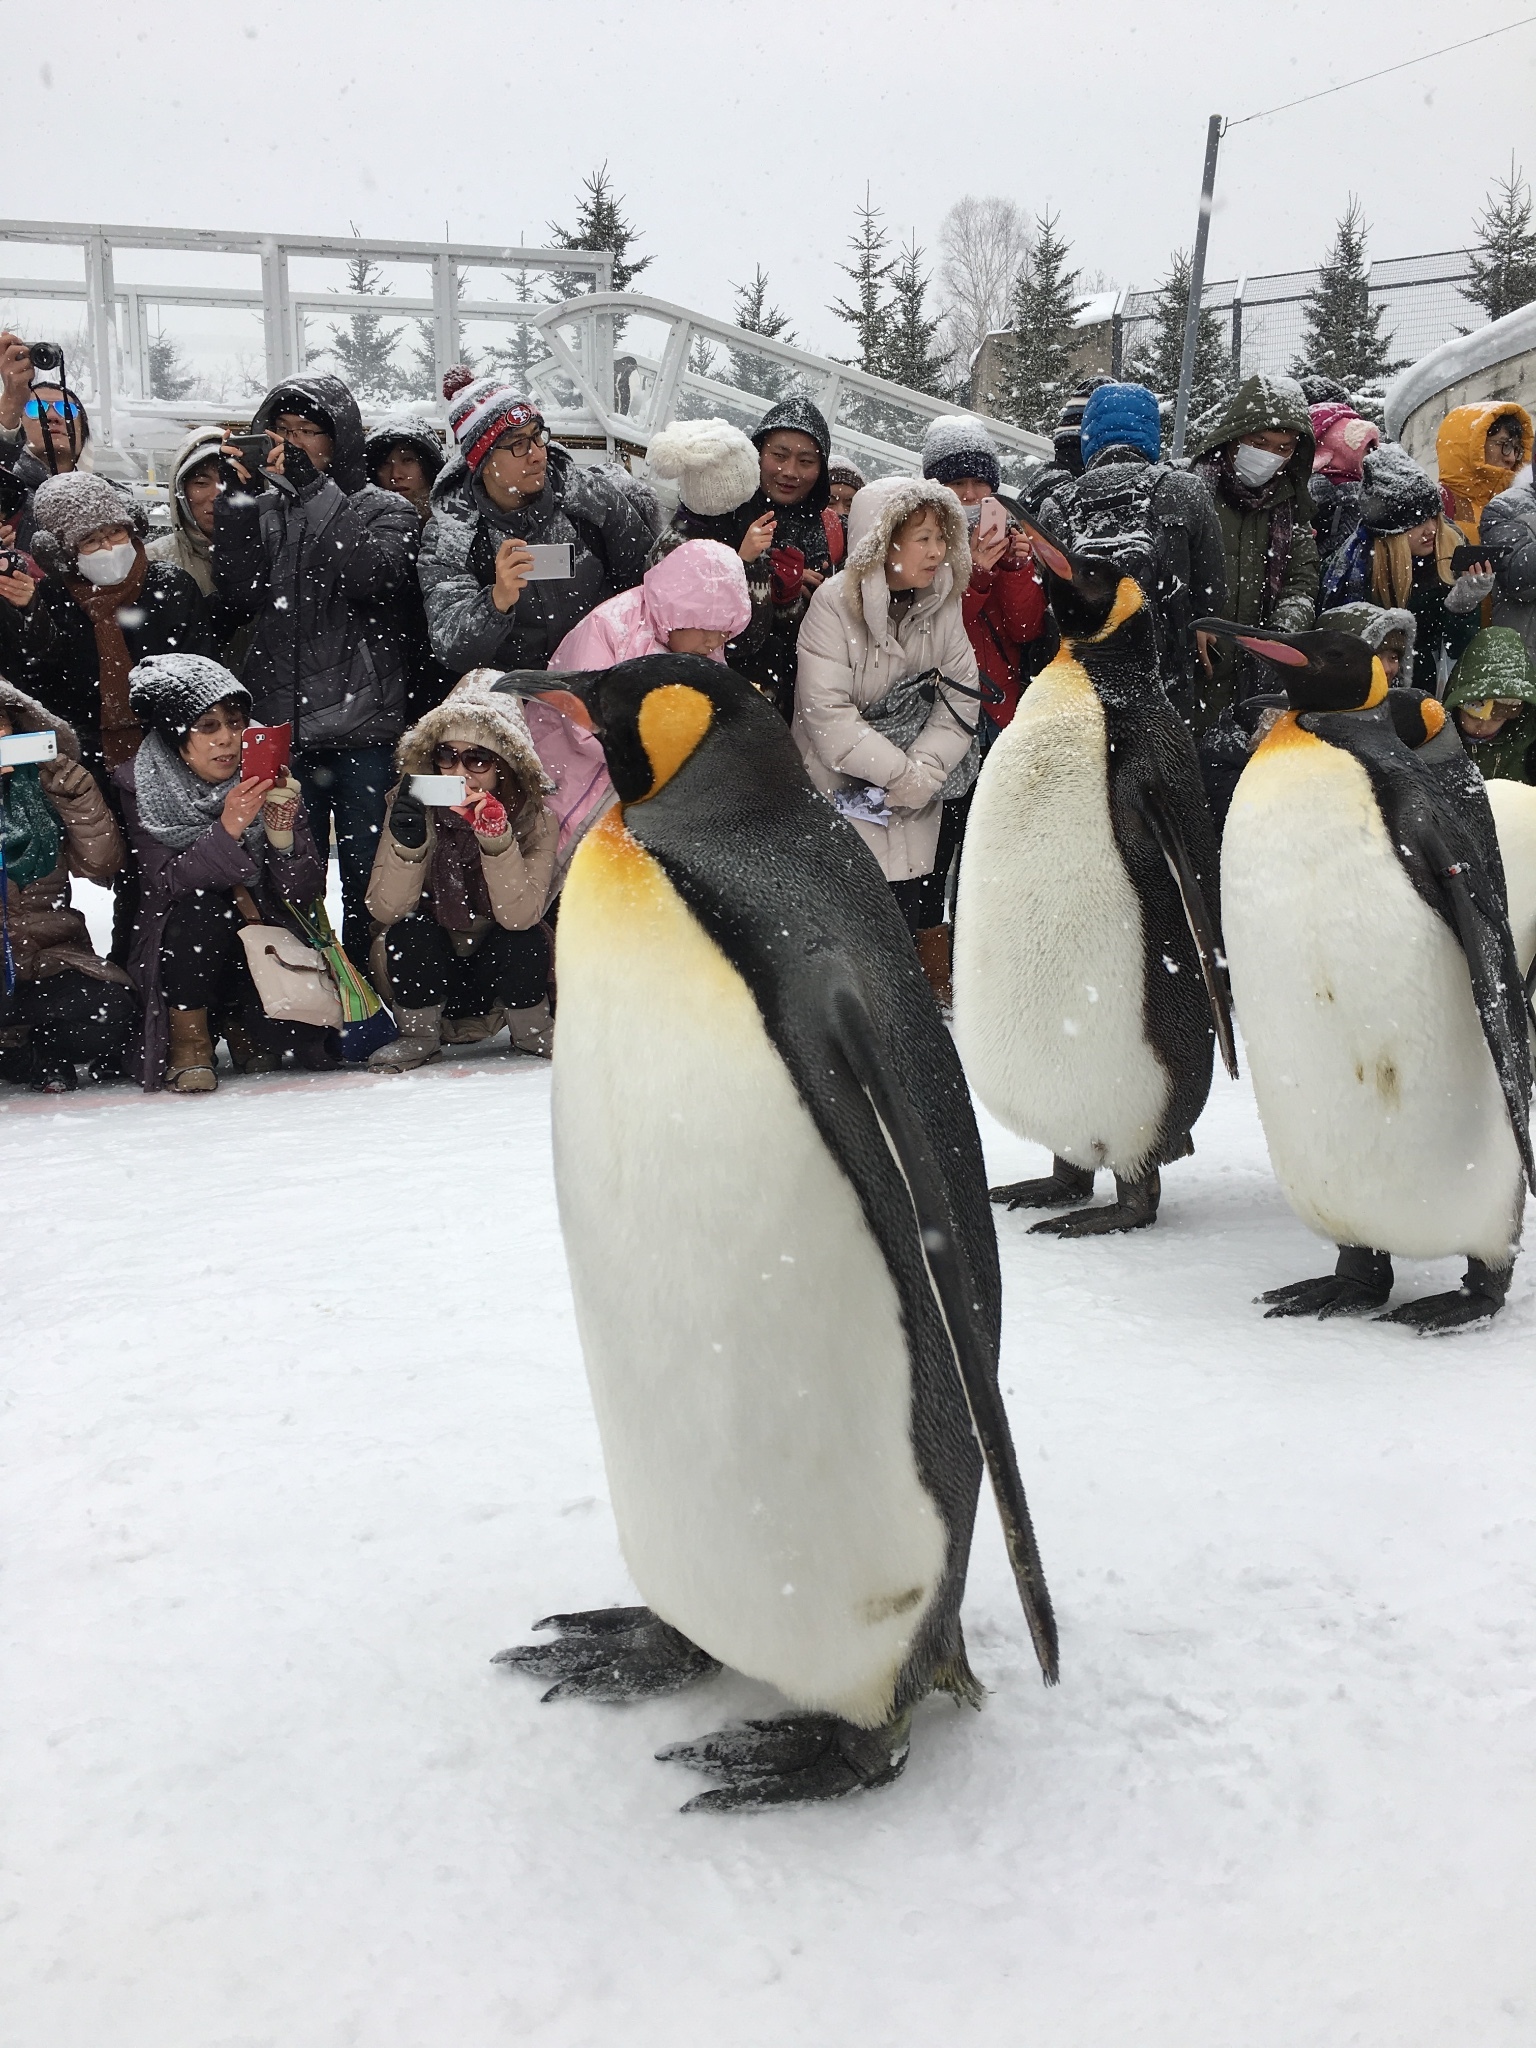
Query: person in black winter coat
1041 380 1228 708
418 373 653 680
213 372 419 959
365 410 453 725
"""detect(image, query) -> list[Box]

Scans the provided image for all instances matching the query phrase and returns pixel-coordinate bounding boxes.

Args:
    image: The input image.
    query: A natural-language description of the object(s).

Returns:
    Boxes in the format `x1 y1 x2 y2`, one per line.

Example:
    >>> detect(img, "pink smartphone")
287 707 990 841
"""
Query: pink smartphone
241 722 291 783
973 497 1008 551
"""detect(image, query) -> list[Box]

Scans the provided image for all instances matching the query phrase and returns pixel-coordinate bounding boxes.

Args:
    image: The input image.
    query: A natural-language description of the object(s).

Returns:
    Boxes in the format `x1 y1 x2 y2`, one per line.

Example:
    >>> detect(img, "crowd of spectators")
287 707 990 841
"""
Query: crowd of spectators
0 320 1531 1097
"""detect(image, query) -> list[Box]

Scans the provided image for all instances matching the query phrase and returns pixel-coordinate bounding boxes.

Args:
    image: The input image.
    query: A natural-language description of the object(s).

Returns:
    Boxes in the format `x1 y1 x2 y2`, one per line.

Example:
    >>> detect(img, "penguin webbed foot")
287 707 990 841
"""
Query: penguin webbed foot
1029 1170 1160 1237
990 1157 1096 1211
1376 1259 1512 1334
1260 1246 1393 1319
658 1711 911 1813
493 1606 722 1703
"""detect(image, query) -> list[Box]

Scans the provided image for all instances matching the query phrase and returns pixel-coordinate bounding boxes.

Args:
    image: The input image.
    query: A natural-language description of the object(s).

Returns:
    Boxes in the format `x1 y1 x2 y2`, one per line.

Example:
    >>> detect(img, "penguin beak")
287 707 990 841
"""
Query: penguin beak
1193 618 1312 668
492 671 599 732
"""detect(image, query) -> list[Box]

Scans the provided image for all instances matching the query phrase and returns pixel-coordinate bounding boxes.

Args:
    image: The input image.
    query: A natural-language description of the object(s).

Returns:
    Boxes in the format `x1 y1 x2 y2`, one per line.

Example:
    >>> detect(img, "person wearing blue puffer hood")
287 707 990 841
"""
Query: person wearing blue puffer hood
1040 380 1227 717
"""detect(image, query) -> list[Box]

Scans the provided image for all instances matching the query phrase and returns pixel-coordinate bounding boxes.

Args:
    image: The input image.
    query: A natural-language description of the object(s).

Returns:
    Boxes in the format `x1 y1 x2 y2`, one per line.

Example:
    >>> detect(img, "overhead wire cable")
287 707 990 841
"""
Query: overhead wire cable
1225 15 1536 130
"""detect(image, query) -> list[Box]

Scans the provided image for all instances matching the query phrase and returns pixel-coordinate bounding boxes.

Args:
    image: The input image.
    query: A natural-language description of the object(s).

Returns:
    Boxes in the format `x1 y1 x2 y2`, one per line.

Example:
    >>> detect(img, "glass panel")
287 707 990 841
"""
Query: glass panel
834 384 940 454
450 313 553 395
130 300 270 407
0 294 97 399
708 336 817 409
671 382 770 436
292 299 440 406
606 312 674 428
284 254 433 304
829 438 913 483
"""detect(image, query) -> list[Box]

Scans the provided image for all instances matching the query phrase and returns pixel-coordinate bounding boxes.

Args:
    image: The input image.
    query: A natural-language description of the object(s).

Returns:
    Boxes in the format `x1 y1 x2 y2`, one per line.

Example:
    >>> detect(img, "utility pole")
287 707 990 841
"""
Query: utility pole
1171 115 1223 459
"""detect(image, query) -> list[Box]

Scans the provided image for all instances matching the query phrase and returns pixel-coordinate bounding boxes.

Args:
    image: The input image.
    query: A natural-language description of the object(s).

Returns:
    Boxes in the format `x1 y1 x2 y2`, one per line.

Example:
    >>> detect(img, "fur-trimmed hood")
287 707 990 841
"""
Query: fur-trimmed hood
0 674 82 758
393 668 554 812
840 475 970 638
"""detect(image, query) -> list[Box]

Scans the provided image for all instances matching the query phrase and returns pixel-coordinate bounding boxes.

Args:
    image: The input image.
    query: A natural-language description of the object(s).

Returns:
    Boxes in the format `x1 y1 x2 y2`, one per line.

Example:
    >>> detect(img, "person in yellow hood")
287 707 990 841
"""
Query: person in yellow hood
1435 404 1532 541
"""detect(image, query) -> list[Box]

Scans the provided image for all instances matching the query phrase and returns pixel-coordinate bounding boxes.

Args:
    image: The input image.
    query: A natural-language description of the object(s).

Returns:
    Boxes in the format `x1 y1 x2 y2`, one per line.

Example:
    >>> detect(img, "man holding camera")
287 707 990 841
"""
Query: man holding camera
214 372 418 960
0 332 94 548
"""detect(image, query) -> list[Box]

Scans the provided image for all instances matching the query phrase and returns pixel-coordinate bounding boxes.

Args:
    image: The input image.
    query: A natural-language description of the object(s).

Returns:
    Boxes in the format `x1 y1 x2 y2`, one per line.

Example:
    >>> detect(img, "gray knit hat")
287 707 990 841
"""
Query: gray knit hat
30 472 146 569
1359 444 1441 536
921 415 1001 493
128 653 251 738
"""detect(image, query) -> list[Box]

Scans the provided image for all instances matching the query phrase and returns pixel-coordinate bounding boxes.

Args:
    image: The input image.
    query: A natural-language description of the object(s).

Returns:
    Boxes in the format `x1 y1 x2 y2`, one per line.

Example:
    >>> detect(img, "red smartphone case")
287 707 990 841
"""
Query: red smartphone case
241 722 292 781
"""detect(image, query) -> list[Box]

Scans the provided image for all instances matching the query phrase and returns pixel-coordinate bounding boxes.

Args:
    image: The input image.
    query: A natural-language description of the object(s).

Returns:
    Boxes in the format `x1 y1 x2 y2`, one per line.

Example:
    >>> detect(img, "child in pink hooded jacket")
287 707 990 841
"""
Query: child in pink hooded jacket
548 539 751 672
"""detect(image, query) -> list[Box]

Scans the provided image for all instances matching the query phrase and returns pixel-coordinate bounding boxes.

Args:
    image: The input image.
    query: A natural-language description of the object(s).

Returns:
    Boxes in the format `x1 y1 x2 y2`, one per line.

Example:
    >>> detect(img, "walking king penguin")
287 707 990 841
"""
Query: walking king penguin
491 655 1056 1809
1202 621 1535 1330
953 524 1237 1234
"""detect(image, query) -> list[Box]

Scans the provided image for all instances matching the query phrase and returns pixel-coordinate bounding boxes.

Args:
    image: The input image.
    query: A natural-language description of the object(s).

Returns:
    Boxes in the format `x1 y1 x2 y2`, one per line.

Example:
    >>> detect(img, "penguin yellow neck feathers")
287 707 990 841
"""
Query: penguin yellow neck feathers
1418 695 1446 738
633 684 714 801
1364 655 1388 709
1083 577 1145 643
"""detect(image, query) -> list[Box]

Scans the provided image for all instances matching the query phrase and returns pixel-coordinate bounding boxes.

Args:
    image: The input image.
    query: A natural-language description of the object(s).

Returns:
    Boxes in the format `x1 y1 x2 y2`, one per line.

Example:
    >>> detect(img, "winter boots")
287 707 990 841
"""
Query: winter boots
369 1004 443 1073
913 926 953 1013
507 998 554 1058
167 1007 218 1093
221 1017 281 1076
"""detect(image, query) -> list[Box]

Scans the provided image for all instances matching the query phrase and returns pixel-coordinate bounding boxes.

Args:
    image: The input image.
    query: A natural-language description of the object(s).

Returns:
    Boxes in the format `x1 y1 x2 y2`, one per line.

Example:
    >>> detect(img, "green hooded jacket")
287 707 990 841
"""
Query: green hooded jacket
1442 627 1536 782
1185 374 1320 732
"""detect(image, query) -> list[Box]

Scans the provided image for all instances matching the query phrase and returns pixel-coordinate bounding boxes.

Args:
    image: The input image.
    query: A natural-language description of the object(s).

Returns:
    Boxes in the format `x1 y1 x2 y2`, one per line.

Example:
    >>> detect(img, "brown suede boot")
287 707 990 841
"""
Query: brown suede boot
221 1017 280 1075
167 1007 218 1093
913 926 953 1012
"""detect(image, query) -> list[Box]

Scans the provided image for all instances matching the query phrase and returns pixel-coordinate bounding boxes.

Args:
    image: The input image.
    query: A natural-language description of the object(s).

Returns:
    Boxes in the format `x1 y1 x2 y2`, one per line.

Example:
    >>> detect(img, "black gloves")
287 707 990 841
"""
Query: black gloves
389 784 428 849
279 439 320 493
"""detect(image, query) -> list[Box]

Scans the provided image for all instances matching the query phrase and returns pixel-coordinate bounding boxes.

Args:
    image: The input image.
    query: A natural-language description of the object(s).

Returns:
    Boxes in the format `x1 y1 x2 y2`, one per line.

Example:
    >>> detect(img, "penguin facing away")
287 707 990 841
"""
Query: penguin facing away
492 655 1056 1810
1203 620 1535 1331
953 522 1236 1235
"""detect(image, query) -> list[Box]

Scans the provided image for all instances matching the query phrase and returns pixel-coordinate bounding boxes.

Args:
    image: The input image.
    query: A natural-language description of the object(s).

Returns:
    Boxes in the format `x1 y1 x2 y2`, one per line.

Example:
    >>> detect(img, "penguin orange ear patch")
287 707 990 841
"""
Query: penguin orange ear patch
635 684 714 799
1235 635 1310 667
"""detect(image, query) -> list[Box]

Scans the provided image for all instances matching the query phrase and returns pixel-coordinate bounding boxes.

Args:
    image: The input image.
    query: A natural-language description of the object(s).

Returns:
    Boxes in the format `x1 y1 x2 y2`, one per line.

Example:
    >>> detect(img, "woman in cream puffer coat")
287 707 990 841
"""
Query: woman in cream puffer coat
792 475 978 900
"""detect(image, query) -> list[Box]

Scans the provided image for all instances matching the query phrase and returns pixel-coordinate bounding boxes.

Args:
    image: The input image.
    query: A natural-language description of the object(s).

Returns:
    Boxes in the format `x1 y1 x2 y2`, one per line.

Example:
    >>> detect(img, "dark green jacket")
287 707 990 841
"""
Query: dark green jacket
1443 626 1536 782
1185 375 1320 731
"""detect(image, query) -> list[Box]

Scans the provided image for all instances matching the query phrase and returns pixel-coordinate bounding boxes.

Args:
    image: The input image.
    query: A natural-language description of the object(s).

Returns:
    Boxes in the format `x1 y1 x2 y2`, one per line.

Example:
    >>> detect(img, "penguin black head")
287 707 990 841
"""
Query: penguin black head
498 653 770 805
1011 513 1147 642
1194 620 1388 714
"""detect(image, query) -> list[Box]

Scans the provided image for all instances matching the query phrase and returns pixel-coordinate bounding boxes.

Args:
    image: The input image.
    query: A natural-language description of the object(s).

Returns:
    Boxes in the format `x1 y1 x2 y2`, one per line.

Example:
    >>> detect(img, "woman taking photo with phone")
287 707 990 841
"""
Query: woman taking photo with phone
365 670 559 1071
116 653 327 1094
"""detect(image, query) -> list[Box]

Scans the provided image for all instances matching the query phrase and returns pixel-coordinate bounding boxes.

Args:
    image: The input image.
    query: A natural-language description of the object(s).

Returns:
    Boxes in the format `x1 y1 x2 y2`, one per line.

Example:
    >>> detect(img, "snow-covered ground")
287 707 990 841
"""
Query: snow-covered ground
4 888 1534 2045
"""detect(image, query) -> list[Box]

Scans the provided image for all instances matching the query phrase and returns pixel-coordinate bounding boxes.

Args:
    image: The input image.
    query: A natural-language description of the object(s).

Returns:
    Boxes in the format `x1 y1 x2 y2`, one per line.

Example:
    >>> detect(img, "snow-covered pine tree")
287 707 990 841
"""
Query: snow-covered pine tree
884 236 951 396
547 165 654 334
1124 248 1231 417
1289 199 1405 389
408 267 480 403
148 329 196 401
321 244 406 403
999 210 1083 433
727 266 799 400
480 264 549 392
1465 158 1536 323
831 189 896 379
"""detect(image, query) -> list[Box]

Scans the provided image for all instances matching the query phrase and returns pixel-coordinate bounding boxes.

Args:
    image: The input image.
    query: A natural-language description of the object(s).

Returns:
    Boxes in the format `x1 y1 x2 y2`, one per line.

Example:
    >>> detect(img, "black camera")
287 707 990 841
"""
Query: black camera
0 548 30 577
27 341 64 379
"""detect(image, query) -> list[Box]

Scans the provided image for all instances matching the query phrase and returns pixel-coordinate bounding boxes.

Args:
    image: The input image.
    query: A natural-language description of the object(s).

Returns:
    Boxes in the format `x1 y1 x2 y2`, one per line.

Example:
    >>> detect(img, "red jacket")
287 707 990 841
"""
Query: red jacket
961 547 1047 728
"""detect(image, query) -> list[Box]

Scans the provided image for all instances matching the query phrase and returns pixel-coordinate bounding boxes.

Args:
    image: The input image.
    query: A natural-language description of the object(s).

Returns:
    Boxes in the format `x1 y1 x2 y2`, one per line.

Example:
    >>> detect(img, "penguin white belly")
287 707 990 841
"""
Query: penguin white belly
954 658 1171 1174
1486 778 1536 982
551 814 949 1730
1223 731 1524 1262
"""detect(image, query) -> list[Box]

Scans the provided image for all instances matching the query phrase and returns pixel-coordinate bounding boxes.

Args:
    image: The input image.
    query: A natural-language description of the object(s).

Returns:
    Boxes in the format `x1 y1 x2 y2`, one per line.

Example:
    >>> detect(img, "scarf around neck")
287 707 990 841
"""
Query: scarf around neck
0 763 64 890
65 545 149 770
133 725 265 855
428 806 493 929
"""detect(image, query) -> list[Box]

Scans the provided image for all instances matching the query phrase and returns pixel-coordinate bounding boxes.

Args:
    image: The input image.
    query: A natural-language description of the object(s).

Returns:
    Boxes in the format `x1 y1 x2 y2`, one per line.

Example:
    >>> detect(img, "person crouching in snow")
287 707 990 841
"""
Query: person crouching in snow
365 673 559 1070
547 539 751 671
117 654 328 1094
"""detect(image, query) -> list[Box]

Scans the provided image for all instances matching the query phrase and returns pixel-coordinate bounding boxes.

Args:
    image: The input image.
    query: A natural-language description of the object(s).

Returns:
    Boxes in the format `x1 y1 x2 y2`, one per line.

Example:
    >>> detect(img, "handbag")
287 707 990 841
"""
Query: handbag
237 921 344 1027
862 666 984 800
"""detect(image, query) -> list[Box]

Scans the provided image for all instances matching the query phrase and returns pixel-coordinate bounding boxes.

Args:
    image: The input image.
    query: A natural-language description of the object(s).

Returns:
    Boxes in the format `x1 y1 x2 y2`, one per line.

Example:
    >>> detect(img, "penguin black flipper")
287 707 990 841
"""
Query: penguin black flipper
1134 776 1239 1081
831 980 1059 1685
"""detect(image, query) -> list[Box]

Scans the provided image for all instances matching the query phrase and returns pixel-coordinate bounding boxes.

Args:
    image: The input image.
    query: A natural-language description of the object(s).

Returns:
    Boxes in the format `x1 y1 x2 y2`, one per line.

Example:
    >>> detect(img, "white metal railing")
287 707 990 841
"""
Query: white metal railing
0 221 1049 487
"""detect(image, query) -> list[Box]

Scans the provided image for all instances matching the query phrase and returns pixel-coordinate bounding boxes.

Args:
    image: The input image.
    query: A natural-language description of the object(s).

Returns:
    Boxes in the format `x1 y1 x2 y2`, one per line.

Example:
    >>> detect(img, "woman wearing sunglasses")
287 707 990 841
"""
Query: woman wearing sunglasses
365 671 559 1070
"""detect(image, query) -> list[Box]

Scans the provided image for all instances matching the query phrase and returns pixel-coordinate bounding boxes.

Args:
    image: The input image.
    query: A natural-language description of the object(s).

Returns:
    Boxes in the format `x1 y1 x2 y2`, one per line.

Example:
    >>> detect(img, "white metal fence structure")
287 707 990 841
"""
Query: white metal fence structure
0 218 1049 488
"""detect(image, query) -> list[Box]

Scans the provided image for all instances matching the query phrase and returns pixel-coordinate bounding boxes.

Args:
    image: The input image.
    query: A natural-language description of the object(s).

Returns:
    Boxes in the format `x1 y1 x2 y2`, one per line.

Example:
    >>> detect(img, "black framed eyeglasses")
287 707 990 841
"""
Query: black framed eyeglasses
494 426 551 459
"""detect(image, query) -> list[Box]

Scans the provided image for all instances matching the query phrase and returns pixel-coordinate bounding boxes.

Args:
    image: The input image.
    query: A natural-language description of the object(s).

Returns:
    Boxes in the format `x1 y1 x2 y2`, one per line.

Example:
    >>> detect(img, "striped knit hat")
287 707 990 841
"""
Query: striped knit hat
443 367 542 474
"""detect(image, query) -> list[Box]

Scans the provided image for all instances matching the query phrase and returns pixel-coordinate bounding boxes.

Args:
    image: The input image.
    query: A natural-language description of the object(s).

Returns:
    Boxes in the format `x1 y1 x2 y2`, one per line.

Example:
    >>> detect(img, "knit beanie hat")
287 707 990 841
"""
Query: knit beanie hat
1080 382 1162 467
646 416 761 517
828 457 866 494
1359 444 1441 535
443 368 542 475
30 472 146 562
921 414 1002 493
128 653 251 739
363 411 446 483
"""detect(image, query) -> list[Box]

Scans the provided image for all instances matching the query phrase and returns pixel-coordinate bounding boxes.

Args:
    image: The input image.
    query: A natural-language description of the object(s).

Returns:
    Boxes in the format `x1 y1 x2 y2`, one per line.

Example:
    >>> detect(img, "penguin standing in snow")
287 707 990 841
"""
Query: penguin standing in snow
492 655 1056 1809
952 524 1237 1234
1203 620 1535 1330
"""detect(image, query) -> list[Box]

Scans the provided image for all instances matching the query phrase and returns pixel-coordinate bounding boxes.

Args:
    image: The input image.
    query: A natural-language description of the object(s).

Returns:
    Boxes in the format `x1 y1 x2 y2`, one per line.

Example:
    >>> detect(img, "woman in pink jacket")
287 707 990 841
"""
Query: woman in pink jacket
547 539 751 672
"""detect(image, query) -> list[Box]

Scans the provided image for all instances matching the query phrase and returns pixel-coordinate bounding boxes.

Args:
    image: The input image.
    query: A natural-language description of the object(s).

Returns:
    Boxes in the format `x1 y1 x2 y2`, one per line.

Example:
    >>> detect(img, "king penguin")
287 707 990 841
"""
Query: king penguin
953 523 1237 1234
491 655 1056 1809
1202 620 1535 1330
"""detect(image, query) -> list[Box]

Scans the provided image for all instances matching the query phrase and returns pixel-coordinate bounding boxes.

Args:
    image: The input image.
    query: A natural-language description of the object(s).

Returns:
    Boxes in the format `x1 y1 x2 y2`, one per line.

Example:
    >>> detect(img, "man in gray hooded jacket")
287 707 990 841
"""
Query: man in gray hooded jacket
213 372 419 958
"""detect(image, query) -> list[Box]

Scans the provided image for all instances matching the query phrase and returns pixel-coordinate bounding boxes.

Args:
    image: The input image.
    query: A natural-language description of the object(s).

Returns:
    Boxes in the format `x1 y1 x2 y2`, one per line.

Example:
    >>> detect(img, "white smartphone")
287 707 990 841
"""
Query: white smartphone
408 772 468 806
525 542 573 580
0 729 58 768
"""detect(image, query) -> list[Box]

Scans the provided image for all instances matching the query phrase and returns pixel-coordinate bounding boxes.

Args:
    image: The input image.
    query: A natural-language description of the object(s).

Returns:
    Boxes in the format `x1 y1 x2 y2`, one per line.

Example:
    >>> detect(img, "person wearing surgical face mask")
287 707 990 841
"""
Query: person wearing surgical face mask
1183 374 1321 765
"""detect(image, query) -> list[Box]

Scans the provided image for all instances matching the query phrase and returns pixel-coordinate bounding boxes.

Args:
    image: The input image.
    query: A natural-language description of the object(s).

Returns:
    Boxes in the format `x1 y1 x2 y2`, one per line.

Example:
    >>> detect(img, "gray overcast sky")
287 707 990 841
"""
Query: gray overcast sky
10 0 1536 358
